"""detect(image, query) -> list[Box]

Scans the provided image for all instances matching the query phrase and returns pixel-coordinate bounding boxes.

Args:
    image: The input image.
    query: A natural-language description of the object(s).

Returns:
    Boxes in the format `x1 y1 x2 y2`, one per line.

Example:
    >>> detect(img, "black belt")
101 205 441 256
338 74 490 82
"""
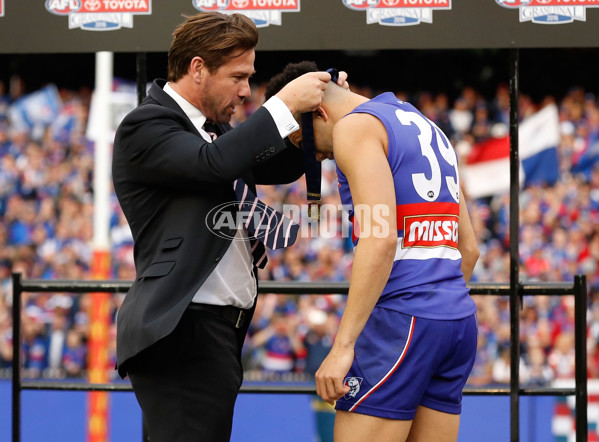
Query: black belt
187 303 250 329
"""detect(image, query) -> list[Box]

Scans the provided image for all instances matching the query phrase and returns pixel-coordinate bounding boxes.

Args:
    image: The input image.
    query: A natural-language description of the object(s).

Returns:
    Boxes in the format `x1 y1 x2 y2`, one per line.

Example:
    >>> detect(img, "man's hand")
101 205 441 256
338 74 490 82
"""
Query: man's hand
275 71 331 114
315 345 353 405
337 71 350 90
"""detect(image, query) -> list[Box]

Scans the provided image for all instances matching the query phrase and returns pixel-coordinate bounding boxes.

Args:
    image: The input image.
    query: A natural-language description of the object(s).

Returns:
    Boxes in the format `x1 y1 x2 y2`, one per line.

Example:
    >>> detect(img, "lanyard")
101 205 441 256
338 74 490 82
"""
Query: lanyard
301 68 339 220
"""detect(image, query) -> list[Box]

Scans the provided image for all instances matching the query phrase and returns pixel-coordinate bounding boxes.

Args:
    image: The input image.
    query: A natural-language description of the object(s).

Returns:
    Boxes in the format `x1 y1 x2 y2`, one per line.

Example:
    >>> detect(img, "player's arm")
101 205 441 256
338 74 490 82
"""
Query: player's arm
315 113 397 404
457 186 479 283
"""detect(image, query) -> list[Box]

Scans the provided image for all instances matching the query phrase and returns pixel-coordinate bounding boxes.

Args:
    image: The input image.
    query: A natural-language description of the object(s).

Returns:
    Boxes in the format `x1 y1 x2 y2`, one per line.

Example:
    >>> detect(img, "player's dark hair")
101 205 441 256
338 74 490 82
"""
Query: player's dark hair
264 61 319 101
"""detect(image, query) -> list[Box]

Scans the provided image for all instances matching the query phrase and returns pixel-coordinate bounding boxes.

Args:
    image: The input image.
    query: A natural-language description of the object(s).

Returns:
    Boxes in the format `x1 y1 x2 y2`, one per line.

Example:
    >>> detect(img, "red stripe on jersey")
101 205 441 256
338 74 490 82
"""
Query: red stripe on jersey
351 203 458 244
396 202 459 220
350 214 359 243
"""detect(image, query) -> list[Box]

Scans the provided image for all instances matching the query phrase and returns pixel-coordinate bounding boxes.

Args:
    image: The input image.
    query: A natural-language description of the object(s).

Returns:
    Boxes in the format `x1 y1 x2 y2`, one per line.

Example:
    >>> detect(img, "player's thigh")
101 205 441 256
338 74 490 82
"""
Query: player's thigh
334 410 413 442
406 405 460 442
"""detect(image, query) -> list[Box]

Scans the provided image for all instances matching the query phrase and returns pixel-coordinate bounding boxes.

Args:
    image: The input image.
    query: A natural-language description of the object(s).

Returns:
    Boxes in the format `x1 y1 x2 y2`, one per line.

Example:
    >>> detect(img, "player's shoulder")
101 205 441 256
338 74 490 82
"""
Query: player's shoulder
336 111 385 136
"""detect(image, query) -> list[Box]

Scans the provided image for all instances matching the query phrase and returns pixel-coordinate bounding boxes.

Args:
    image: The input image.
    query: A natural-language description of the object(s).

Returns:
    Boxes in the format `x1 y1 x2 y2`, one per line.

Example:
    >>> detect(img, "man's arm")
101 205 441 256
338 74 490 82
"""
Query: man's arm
114 72 337 191
114 106 288 189
315 113 397 404
253 71 350 185
252 139 304 185
457 186 479 283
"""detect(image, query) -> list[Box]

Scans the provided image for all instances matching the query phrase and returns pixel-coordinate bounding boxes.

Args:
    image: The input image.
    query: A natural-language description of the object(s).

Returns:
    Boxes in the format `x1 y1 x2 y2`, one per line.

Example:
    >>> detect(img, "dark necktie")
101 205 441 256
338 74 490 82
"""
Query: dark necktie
204 122 299 269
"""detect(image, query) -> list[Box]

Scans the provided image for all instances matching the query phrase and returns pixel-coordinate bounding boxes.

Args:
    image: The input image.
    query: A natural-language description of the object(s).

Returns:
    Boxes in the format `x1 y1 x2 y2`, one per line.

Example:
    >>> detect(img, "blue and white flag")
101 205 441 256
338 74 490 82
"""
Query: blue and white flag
571 129 599 180
8 84 62 137
519 103 560 187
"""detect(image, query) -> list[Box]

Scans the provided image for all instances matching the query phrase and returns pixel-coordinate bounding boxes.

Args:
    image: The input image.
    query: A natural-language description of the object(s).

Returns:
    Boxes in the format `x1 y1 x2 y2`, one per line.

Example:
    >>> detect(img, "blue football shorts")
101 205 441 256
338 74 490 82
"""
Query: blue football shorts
335 307 478 420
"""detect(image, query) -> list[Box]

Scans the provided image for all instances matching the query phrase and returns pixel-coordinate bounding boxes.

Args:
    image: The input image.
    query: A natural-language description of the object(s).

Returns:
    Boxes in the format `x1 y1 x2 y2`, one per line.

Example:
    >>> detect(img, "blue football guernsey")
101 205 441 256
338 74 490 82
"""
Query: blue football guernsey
336 93 476 320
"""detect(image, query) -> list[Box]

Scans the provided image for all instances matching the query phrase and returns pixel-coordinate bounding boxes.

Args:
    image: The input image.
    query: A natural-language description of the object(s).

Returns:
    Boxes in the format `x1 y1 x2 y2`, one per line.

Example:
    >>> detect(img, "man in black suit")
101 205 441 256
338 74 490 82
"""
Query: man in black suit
112 12 346 442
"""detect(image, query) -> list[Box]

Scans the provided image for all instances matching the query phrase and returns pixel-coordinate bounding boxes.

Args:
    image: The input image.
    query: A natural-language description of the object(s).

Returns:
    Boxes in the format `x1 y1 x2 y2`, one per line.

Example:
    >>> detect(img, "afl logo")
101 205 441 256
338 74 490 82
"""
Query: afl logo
495 0 551 6
45 0 81 15
193 0 228 11
84 0 101 11
205 200 279 242
232 0 249 7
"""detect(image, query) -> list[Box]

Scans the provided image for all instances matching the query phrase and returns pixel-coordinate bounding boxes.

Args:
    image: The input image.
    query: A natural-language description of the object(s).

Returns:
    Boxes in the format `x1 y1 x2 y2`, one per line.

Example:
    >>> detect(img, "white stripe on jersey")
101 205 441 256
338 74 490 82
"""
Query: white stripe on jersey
394 238 462 261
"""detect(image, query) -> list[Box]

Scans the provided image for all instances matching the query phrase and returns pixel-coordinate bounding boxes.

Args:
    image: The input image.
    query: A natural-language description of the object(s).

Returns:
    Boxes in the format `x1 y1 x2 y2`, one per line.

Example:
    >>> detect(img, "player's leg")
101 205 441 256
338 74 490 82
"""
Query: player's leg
334 410 413 442
410 314 478 442
406 405 460 442
333 309 425 442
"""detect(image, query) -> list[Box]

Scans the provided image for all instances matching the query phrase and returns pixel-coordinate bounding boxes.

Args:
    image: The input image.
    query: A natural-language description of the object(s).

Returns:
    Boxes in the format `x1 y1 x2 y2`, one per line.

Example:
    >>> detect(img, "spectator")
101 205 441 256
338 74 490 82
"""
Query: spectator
251 313 305 376
21 306 48 378
491 344 530 385
0 294 12 369
301 309 336 377
548 331 576 379
523 344 554 387
62 329 87 378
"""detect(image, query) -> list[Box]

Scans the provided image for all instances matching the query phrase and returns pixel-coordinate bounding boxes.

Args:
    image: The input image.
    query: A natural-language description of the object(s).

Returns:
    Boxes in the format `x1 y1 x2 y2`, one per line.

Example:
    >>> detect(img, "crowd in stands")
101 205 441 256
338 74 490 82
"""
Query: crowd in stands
0 71 598 390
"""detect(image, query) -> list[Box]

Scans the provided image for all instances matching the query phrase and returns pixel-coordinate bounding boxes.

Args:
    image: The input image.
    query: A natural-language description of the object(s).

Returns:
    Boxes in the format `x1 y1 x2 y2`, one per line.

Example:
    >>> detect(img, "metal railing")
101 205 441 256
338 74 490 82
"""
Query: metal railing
11 273 588 441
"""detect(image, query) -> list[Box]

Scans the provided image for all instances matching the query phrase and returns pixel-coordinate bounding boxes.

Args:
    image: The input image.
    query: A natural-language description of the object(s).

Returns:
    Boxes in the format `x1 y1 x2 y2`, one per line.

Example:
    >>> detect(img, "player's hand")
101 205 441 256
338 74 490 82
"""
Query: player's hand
315 345 354 405
275 71 331 115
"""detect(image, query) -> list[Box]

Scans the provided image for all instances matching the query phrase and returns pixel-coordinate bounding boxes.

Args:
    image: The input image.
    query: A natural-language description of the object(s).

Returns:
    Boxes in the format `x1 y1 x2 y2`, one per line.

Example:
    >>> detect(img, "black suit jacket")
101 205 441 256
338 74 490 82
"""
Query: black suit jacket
112 79 303 377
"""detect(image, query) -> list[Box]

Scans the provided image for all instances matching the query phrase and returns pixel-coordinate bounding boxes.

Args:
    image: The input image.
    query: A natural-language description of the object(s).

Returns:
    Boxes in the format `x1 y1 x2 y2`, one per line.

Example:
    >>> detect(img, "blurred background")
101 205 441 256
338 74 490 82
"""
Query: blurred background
1 48 598 441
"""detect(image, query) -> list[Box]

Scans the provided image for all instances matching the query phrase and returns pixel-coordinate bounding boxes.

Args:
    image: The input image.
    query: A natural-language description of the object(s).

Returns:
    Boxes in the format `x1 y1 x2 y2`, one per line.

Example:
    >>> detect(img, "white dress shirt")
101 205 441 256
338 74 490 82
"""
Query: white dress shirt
163 82 298 308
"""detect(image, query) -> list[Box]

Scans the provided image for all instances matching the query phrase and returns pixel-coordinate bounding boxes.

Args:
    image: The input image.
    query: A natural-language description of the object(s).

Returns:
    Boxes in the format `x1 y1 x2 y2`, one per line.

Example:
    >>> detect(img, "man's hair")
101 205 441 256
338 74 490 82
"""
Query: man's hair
167 12 259 82
264 61 319 102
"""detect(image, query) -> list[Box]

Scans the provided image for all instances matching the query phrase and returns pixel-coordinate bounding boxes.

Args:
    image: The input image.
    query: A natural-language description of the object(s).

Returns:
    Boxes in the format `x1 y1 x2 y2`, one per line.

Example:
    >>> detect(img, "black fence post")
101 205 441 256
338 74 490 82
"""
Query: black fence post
509 47 521 442
574 274 588 442
11 272 22 442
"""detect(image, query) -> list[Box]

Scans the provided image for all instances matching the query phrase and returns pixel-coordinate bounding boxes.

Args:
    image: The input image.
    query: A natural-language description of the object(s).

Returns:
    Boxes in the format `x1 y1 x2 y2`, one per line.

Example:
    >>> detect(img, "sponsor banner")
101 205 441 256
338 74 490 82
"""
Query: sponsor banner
344 0 451 26
403 215 459 248
397 202 459 249
496 0 599 24
193 0 300 27
45 0 151 31
0 0 4 17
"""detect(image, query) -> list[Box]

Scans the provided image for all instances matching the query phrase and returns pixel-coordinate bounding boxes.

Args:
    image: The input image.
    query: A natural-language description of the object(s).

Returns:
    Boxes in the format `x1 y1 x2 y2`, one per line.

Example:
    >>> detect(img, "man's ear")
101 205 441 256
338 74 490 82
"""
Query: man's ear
314 106 328 122
288 128 302 149
189 57 204 83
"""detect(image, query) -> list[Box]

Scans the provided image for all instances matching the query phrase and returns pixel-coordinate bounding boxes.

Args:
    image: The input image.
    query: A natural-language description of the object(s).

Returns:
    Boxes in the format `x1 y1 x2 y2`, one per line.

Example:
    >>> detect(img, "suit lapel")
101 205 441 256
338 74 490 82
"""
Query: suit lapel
148 80 202 137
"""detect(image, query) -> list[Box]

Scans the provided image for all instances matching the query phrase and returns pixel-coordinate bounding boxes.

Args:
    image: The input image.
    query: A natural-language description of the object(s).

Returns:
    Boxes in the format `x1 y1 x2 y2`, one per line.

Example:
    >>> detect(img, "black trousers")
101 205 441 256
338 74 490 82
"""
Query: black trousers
126 307 248 441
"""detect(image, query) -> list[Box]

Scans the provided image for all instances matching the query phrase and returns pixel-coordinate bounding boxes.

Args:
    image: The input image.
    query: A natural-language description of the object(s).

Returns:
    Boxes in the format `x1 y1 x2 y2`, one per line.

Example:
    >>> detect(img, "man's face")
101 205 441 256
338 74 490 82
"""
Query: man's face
288 112 334 162
197 48 255 124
